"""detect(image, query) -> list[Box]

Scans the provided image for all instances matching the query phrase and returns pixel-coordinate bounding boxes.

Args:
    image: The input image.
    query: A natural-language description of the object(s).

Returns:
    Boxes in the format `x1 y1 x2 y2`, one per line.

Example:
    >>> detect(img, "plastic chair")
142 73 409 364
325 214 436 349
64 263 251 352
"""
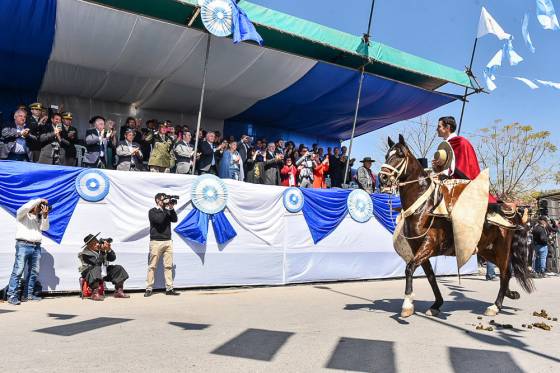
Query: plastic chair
79 277 105 299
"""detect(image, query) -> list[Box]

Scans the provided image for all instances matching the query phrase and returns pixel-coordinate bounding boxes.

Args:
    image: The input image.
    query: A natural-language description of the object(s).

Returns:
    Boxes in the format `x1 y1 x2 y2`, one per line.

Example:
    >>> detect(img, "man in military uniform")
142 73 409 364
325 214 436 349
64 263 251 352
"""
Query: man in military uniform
146 122 174 173
61 112 79 166
28 103 48 162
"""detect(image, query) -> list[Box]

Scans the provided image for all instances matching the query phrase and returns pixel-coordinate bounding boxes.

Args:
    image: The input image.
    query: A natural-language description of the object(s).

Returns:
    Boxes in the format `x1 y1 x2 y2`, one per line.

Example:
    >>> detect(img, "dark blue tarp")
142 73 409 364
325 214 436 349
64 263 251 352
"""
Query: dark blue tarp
0 0 56 123
225 62 458 141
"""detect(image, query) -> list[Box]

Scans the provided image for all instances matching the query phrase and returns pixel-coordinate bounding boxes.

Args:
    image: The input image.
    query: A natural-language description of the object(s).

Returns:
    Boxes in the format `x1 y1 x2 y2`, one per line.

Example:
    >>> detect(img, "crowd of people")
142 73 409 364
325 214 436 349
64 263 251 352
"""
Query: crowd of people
0 103 378 192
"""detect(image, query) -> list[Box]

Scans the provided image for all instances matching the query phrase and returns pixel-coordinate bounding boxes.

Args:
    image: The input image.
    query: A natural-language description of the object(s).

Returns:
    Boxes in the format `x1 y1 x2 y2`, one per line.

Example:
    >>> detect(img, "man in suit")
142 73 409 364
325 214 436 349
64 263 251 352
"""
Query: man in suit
0 109 37 161
83 116 108 168
237 135 251 179
38 113 69 165
263 142 283 185
197 131 225 175
62 112 79 166
116 128 144 171
27 103 48 162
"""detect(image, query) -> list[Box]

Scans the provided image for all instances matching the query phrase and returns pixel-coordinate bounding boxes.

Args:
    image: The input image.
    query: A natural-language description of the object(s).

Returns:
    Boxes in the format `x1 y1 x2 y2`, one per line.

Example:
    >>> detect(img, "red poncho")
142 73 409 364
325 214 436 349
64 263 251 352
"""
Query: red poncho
448 135 497 203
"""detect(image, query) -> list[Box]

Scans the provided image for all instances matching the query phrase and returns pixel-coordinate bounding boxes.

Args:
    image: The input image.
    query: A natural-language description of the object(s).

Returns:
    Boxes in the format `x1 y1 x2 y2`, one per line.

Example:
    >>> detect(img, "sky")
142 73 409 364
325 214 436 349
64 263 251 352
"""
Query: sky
251 0 560 166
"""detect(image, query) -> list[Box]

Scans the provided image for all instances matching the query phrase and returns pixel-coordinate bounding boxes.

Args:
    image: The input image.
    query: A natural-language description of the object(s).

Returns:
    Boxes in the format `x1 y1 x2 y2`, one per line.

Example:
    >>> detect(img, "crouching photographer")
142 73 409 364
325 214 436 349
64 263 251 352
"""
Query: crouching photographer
5 198 50 305
145 193 179 297
79 233 129 301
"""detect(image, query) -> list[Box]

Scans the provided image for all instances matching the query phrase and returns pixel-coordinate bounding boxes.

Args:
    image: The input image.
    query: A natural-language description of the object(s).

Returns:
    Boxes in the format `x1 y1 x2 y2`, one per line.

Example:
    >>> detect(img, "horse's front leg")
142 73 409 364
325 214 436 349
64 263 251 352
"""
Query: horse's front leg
401 238 435 318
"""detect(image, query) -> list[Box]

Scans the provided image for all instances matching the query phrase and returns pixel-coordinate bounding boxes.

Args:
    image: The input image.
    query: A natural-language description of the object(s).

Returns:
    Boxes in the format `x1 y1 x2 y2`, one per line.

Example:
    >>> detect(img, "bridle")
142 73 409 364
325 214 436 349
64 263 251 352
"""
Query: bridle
379 156 408 193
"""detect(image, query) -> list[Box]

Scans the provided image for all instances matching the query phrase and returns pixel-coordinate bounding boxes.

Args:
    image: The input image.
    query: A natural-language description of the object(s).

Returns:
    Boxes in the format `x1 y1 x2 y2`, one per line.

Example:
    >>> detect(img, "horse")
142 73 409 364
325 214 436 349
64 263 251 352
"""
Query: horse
378 134 533 317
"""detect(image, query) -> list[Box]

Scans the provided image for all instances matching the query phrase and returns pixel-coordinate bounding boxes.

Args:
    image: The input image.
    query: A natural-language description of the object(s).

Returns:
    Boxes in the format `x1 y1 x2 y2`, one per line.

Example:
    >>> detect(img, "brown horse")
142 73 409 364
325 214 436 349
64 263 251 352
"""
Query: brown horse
378 135 533 317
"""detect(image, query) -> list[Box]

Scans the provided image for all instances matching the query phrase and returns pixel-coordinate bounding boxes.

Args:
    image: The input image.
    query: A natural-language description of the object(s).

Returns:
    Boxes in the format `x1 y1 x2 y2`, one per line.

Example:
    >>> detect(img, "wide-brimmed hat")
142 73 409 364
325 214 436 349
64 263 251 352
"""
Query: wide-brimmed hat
360 157 375 163
433 141 454 172
82 232 100 248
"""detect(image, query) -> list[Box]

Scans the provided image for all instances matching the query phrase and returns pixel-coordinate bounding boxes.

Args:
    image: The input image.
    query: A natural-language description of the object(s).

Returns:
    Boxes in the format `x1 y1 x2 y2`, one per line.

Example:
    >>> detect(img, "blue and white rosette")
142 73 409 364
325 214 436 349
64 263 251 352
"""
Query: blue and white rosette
75 169 110 202
347 189 373 223
199 0 233 37
175 174 236 245
191 174 228 214
283 187 304 213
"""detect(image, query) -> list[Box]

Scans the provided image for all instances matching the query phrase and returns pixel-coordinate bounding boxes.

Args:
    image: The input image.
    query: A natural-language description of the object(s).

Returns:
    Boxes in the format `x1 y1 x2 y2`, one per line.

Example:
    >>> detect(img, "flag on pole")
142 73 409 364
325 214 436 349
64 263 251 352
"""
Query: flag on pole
522 14 536 53
513 77 539 89
483 49 503 91
536 79 560 89
502 38 524 66
477 7 511 40
536 0 560 30
230 1 264 45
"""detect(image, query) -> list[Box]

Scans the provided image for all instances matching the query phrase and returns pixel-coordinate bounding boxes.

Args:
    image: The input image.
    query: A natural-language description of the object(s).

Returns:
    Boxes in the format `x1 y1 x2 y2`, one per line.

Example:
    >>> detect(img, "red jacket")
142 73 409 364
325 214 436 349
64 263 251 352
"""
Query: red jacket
280 165 298 187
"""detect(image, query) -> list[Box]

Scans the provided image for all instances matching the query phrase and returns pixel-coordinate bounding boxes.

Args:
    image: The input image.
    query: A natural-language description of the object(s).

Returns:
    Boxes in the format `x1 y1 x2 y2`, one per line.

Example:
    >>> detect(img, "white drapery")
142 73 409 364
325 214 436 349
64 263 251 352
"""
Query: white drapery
0 169 477 291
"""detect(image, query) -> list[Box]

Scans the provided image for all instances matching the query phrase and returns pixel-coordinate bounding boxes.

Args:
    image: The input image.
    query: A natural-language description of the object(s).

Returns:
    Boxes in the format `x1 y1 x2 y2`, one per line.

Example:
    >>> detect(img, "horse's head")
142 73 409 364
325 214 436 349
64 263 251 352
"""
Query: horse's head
378 134 417 191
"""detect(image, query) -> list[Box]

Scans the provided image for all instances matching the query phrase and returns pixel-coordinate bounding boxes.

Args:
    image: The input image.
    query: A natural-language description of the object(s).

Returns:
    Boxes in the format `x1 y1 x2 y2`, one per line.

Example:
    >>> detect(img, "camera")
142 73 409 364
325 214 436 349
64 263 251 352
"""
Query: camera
38 201 52 213
162 194 180 205
99 237 113 245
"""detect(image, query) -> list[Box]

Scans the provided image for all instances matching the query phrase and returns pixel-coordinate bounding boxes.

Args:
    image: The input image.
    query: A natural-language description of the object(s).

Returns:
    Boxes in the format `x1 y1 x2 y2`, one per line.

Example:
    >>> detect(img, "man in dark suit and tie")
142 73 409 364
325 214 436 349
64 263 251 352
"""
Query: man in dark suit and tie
0 109 38 161
83 116 108 168
38 112 70 165
197 131 225 175
237 135 251 180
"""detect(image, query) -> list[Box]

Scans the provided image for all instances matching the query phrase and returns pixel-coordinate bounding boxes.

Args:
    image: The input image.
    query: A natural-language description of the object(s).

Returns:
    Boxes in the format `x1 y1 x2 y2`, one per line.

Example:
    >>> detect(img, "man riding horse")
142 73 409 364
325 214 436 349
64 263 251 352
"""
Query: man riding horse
378 122 533 318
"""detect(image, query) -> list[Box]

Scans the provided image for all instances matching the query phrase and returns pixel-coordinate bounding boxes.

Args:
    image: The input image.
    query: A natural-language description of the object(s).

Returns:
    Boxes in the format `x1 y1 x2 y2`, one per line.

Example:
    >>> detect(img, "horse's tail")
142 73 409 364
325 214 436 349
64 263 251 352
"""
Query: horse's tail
510 225 534 293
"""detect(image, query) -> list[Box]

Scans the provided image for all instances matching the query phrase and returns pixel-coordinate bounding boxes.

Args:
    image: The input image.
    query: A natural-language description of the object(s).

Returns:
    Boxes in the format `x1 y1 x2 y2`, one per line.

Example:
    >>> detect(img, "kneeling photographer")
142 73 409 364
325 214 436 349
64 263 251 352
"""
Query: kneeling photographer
145 193 179 297
79 233 130 301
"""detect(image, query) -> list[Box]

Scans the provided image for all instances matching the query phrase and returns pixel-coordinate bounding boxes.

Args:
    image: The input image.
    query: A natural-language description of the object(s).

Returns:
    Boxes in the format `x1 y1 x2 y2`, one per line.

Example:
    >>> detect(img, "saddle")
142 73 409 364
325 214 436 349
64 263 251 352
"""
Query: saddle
430 177 517 229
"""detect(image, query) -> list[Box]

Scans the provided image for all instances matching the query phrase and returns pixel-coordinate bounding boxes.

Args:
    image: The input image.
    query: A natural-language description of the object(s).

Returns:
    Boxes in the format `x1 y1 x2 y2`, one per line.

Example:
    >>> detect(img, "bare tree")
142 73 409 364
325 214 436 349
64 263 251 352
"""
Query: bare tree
403 116 439 159
475 122 558 200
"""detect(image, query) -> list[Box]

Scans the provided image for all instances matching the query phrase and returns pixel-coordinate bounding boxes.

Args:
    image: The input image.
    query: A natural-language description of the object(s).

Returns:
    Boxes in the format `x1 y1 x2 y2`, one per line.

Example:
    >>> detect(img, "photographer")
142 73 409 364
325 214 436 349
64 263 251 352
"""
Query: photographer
79 233 130 301
145 193 179 297
296 147 317 188
5 198 50 305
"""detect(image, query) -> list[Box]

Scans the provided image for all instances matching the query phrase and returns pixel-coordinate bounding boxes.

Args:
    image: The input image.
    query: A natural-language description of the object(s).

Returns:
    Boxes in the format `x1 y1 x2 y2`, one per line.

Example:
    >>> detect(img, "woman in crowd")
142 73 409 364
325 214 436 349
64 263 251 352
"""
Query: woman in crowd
313 154 329 188
280 157 298 187
245 148 264 184
218 141 243 181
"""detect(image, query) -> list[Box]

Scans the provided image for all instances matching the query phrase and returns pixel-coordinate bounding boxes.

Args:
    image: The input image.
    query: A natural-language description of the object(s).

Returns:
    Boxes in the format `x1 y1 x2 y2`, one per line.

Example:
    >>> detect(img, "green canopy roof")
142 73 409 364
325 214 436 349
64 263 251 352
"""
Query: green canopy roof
89 0 473 90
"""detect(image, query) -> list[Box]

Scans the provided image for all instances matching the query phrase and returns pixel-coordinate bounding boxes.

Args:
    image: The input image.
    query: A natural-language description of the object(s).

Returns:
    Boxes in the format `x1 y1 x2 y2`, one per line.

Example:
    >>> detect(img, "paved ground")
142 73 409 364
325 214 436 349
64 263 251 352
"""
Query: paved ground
1 274 559 372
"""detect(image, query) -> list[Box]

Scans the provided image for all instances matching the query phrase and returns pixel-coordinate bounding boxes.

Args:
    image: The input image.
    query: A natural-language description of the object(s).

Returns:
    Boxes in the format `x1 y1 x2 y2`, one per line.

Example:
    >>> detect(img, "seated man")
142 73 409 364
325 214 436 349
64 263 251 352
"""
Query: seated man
79 233 129 301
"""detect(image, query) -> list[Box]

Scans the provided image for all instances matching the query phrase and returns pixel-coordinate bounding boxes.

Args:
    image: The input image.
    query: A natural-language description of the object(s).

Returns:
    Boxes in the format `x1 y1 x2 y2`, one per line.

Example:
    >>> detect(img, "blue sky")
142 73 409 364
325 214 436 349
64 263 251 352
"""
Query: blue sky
251 0 559 164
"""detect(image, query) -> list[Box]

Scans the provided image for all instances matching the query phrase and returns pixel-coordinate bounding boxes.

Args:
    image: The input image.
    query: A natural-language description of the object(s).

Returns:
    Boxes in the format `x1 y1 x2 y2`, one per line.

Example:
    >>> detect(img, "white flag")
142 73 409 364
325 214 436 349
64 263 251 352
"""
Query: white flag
483 49 502 91
483 70 497 91
522 14 536 53
502 38 524 66
513 77 539 89
477 7 511 40
536 79 560 89
536 0 560 30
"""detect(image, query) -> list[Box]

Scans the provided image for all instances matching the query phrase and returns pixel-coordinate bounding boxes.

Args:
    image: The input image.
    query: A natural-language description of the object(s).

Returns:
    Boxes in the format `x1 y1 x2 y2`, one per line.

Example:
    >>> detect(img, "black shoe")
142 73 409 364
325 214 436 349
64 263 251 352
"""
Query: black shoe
165 289 180 296
144 289 153 297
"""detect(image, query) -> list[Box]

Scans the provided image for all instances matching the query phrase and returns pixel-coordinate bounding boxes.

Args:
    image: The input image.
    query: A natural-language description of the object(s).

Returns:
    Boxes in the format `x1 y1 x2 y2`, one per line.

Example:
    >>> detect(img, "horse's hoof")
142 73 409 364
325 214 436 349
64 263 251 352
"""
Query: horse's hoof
506 291 520 300
401 307 414 318
484 304 499 316
426 308 440 316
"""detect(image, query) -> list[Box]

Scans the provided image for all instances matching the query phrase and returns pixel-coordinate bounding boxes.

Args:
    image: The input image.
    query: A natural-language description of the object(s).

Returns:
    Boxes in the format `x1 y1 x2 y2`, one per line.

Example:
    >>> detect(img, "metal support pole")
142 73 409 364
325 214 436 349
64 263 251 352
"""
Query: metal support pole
458 37 478 135
191 34 212 174
343 69 365 186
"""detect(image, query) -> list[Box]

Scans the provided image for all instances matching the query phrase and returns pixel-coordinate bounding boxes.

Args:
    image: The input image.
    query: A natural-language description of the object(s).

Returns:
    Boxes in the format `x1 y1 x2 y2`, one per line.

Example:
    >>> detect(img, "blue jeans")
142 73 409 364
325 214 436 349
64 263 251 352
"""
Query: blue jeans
534 245 548 274
7 241 42 299
486 261 496 279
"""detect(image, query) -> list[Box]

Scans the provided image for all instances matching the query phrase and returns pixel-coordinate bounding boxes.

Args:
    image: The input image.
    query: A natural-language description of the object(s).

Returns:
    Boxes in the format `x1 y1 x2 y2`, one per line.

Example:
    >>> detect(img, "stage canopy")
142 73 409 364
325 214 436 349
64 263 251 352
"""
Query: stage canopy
0 0 472 142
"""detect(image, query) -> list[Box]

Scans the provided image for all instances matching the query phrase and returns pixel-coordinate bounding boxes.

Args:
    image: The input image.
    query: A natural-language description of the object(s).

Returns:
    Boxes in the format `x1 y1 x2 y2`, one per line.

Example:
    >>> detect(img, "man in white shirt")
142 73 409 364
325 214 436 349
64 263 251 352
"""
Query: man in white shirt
6 198 50 305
